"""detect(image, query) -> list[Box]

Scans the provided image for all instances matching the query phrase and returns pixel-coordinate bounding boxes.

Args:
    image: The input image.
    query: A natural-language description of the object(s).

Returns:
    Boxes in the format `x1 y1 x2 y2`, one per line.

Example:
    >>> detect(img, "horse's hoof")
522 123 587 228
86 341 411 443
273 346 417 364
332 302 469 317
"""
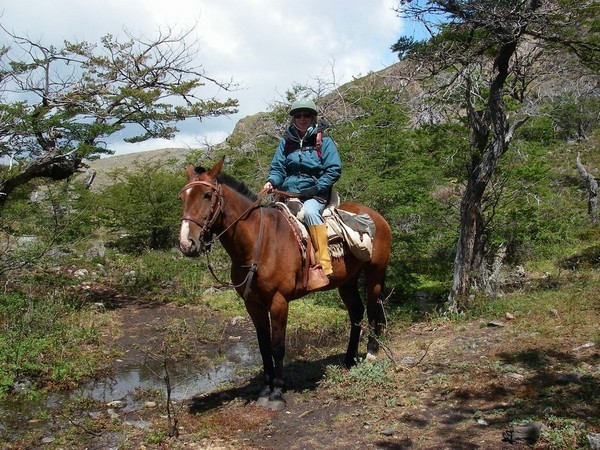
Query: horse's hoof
267 398 286 411
365 352 377 362
255 386 272 408
255 396 271 408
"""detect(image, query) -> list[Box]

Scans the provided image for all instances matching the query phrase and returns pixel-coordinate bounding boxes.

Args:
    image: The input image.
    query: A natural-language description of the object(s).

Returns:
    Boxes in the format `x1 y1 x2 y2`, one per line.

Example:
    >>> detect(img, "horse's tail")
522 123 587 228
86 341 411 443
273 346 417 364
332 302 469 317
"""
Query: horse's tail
378 269 388 329
379 269 387 301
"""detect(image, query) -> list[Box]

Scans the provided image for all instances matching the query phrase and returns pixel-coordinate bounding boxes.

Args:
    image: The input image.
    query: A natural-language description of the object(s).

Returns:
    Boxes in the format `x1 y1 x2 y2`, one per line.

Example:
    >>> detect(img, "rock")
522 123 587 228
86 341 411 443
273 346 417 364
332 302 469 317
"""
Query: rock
505 372 525 381
518 332 540 338
231 315 246 326
144 401 157 408
556 372 582 384
573 342 595 351
588 433 600 450
487 321 505 327
381 427 395 436
107 400 124 408
73 268 89 278
86 242 106 259
505 312 515 320
400 356 418 366
503 421 547 444
477 418 489 426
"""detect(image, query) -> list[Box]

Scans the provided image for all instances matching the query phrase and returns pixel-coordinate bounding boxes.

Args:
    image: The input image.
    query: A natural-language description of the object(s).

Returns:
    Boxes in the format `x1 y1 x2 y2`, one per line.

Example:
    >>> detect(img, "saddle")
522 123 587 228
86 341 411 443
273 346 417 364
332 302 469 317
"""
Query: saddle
275 190 376 263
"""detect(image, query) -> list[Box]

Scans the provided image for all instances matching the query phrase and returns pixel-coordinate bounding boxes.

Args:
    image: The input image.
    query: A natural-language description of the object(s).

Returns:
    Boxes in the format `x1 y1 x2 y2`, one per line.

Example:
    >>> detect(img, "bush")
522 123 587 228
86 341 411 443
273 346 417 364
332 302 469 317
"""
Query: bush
95 157 186 252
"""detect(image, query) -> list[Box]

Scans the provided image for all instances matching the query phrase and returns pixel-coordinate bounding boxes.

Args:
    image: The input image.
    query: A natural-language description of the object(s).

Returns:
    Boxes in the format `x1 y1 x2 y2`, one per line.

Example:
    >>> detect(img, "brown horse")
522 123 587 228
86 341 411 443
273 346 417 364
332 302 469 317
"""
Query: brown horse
179 158 392 411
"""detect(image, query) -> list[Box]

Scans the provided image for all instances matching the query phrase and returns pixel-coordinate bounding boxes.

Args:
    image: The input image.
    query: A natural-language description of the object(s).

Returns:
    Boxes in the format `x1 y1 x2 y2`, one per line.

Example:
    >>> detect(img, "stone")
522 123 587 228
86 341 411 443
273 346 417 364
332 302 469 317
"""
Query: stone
573 342 595 351
587 433 600 450
556 372 582 384
74 268 89 278
503 421 547 444
400 356 418 366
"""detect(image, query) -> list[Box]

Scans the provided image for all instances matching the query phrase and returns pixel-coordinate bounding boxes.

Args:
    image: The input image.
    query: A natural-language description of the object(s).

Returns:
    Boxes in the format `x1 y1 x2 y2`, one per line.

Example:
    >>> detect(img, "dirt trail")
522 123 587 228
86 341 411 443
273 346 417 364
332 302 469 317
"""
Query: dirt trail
5 297 598 449
96 301 556 449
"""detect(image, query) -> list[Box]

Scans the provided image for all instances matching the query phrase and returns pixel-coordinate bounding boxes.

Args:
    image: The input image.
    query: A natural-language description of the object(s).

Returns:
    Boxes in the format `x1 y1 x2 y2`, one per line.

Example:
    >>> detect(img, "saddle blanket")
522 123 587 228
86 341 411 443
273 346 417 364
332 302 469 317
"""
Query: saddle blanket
275 197 375 262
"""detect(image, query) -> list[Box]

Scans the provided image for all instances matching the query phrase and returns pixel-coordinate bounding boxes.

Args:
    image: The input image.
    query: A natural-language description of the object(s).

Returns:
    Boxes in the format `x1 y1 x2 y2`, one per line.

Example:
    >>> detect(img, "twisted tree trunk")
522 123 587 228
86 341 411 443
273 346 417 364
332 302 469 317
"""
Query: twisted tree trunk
576 153 598 224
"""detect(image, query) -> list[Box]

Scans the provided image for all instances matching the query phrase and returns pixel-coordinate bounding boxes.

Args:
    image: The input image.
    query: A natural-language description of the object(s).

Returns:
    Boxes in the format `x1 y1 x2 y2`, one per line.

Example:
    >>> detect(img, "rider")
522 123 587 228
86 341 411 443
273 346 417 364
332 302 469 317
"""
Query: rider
263 98 342 289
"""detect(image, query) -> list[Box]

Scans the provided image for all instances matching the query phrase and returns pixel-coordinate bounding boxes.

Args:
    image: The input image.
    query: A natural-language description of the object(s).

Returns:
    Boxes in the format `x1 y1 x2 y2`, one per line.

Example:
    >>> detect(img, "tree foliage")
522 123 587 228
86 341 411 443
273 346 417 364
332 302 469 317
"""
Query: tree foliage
0 25 238 208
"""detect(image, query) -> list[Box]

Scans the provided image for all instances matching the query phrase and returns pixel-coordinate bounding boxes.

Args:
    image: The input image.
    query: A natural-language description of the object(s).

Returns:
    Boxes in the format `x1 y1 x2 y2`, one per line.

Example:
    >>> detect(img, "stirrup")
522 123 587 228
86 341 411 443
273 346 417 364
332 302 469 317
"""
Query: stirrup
307 264 329 291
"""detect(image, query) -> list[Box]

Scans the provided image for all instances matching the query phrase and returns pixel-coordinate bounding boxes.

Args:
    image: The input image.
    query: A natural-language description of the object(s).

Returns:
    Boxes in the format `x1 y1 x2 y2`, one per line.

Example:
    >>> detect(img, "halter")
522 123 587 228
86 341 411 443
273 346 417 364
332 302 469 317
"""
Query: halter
180 179 268 300
179 180 223 243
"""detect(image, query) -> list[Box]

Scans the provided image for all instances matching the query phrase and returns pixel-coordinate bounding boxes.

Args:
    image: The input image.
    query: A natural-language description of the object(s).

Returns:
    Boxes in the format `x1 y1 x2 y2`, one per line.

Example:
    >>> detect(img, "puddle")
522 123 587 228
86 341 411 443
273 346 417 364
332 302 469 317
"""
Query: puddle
0 340 259 442
80 340 257 407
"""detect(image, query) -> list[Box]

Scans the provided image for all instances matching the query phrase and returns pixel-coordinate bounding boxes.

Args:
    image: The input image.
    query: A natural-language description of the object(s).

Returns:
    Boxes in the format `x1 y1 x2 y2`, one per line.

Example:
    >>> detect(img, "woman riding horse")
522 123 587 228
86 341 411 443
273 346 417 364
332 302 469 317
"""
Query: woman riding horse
263 98 342 290
179 158 391 411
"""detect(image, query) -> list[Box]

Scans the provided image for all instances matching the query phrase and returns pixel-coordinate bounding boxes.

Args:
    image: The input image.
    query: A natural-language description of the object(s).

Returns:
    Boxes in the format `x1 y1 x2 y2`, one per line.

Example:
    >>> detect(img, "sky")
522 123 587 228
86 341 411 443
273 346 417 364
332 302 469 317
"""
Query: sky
0 1 419 155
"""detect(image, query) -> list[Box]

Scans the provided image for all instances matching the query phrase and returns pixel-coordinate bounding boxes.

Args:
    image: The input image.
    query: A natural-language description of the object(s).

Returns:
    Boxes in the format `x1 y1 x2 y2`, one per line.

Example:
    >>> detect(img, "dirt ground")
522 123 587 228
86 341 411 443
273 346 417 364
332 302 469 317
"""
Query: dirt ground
4 293 598 449
77 294 596 450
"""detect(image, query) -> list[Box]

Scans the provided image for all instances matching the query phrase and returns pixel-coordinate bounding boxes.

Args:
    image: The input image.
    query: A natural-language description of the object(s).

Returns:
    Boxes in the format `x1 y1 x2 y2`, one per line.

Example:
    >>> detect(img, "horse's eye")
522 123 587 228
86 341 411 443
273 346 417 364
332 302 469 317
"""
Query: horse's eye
203 191 212 200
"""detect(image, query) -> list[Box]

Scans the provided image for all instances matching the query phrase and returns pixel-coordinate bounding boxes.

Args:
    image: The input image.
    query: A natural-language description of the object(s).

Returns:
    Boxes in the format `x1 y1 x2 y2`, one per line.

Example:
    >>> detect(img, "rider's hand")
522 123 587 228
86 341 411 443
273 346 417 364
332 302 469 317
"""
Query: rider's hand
263 181 274 193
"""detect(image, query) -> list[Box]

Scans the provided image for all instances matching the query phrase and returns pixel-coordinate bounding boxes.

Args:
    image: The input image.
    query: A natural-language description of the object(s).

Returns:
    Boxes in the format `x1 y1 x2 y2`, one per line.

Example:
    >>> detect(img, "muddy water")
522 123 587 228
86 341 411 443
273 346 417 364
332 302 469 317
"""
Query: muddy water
0 340 259 442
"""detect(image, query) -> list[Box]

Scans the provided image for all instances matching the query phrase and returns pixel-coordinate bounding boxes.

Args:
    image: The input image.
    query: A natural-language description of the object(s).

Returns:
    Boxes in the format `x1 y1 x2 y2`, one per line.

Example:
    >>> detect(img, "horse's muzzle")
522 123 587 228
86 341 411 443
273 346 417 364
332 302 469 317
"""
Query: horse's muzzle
179 239 200 257
179 220 201 256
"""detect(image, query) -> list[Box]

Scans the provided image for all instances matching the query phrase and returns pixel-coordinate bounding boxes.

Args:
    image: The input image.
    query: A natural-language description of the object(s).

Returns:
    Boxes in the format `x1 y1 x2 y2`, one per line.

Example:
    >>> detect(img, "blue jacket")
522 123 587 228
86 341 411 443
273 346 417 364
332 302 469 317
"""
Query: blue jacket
267 123 342 196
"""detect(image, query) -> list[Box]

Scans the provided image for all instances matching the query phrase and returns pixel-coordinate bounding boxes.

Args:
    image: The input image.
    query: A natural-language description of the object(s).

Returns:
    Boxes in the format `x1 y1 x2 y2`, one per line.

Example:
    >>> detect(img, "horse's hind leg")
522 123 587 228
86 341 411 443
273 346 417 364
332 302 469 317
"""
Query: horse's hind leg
364 267 387 359
338 278 364 368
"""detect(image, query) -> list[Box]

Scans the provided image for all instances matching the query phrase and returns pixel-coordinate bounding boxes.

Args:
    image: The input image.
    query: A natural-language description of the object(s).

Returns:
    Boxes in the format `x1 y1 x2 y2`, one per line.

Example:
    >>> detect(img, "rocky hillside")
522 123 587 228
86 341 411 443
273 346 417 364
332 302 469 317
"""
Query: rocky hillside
82 147 197 190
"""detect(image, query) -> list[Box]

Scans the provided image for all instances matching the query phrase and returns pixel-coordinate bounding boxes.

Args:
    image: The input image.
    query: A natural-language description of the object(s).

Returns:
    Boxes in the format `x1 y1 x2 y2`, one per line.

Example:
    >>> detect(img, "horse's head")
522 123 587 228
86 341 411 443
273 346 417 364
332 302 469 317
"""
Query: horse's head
178 158 224 257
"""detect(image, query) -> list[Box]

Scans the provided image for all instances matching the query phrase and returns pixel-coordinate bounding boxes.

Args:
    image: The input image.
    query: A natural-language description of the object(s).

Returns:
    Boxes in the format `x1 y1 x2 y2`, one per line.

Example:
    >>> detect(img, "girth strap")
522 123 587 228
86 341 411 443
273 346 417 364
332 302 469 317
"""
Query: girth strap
242 207 265 300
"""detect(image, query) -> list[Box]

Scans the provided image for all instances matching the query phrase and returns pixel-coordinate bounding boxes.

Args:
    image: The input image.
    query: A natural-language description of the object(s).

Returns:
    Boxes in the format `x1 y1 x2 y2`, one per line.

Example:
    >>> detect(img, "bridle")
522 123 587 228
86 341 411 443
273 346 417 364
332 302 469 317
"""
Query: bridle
179 178 268 299
179 180 223 244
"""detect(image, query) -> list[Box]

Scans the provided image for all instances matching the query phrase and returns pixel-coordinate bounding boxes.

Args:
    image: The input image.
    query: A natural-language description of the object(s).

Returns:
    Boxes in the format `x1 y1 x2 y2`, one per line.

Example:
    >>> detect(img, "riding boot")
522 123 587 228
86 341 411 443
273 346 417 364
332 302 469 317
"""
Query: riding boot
309 224 333 275
307 224 332 291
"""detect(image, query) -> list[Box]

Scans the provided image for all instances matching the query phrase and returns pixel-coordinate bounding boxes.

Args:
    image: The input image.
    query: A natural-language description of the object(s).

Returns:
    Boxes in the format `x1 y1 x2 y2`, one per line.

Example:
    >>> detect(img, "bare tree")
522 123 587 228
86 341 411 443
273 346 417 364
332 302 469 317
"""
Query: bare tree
576 153 598 224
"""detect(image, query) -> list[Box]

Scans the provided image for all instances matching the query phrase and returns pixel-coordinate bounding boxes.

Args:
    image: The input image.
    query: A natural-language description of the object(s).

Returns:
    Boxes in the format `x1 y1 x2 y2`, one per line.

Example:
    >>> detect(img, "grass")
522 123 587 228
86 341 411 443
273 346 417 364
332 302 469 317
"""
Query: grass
1 233 599 447
0 290 112 399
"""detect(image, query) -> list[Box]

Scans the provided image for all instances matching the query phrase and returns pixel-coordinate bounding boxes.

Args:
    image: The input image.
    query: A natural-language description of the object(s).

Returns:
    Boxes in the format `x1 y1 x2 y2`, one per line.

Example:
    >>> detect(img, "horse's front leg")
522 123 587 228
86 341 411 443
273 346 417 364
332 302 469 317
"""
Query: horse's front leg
245 302 276 404
267 294 289 411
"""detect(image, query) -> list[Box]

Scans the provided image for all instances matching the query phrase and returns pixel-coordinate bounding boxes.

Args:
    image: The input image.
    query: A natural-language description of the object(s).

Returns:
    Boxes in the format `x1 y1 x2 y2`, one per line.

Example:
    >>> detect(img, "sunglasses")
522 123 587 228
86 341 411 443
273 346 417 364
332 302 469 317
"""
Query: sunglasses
294 112 314 119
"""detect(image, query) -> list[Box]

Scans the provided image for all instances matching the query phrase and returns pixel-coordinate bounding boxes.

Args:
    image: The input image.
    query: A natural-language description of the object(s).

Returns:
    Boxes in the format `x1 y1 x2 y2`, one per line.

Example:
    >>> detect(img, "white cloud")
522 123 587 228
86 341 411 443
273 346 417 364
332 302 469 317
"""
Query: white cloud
1 0 405 155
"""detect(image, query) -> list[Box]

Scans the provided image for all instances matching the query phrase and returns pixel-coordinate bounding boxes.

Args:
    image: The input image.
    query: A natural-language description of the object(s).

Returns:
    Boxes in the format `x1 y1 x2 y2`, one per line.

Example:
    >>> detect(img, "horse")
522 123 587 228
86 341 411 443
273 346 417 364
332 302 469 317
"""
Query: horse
178 158 392 411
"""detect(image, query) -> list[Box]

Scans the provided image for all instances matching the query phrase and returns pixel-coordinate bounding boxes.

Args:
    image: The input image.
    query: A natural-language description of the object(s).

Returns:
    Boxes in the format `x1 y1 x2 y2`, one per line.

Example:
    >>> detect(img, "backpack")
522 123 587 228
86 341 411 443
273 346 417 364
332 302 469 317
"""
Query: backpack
284 130 323 159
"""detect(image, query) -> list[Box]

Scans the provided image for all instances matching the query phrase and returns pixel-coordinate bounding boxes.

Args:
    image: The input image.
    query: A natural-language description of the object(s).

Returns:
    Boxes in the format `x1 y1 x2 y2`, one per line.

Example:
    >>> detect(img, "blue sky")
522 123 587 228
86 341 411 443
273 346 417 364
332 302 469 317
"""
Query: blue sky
1 1 421 155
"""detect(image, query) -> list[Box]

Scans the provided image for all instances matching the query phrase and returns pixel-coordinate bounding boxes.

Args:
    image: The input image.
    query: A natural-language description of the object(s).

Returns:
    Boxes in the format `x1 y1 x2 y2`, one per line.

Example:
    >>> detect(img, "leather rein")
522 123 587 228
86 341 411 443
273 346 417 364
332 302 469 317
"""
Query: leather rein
179 179 268 300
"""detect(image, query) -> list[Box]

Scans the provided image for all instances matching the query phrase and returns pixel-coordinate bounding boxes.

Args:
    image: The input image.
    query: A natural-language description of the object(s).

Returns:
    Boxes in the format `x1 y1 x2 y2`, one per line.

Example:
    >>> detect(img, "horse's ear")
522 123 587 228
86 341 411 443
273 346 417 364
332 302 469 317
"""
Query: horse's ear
185 164 196 181
207 157 225 179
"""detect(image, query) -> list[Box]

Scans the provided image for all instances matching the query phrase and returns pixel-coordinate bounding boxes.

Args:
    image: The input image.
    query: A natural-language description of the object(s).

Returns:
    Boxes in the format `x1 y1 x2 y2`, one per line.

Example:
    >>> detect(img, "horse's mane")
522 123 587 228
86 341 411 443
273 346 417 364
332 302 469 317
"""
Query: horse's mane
194 166 258 201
